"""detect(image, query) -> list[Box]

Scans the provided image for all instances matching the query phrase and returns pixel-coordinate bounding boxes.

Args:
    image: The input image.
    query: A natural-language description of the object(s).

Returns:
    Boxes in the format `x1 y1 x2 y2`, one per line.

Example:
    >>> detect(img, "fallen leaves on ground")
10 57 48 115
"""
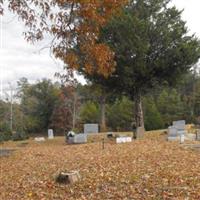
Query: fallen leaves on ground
0 134 200 200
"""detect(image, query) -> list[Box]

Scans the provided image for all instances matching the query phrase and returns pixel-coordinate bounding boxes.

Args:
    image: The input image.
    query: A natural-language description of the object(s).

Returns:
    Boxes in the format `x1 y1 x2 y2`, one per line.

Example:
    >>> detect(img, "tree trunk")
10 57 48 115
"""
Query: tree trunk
72 92 77 130
100 96 107 132
134 91 144 128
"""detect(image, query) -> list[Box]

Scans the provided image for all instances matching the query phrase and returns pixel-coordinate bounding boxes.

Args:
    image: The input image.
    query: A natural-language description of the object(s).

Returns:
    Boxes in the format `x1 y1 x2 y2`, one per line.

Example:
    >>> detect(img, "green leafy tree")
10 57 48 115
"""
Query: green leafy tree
17 78 60 133
97 0 200 129
156 88 185 126
79 102 100 125
107 97 133 131
143 97 164 131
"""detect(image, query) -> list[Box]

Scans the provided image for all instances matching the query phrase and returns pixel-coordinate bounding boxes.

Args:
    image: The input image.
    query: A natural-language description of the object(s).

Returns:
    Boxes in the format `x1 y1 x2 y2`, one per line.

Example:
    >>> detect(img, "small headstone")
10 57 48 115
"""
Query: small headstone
34 137 45 142
73 134 87 144
84 124 99 134
168 126 178 137
180 133 185 144
116 137 132 144
67 133 87 144
136 127 145 139
48 129 54 139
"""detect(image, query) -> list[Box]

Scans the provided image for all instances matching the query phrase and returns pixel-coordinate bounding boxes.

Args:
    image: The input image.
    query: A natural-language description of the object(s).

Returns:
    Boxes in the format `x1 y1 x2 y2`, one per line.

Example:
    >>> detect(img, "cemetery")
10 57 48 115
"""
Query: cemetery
1 0 200 199
1 123 200 199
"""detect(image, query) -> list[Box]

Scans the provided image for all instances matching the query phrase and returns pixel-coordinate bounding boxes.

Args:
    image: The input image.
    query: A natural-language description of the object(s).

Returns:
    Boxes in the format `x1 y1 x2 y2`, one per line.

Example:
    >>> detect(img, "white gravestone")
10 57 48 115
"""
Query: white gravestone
48 129 54 139
180 133 185 144
34 137 45 142
116 137 132 144
84 124 99 134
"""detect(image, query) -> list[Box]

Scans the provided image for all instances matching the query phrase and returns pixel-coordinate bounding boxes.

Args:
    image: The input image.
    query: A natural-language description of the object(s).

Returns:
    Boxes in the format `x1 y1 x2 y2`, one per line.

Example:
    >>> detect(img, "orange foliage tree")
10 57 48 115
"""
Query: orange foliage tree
0 0 127 77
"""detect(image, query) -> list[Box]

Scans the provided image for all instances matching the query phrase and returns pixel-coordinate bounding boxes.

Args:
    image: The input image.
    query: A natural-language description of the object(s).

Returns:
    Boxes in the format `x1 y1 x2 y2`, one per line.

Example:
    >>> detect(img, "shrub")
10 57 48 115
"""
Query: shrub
12 131 29 141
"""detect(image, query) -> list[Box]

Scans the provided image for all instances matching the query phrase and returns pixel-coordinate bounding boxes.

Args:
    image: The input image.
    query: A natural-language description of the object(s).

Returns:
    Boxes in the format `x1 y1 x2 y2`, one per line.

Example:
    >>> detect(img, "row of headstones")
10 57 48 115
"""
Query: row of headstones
34 124 98 142
35 124 145 144
66 125 145 144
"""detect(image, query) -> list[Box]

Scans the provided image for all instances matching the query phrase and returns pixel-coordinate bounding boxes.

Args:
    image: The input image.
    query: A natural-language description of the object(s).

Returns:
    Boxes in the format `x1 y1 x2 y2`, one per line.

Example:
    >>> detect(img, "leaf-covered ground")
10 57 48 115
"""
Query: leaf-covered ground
1 132 200 200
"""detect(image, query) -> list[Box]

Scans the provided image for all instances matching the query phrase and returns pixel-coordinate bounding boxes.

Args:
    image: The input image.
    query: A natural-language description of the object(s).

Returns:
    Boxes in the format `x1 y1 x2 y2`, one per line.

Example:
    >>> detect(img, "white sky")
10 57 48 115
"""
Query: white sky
0 0 200 95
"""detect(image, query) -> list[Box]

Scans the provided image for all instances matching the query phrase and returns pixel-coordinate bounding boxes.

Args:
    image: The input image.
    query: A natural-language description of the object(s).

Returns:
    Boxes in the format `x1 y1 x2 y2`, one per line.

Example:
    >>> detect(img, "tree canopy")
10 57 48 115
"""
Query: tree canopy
0 0 127 77
85 0 200 128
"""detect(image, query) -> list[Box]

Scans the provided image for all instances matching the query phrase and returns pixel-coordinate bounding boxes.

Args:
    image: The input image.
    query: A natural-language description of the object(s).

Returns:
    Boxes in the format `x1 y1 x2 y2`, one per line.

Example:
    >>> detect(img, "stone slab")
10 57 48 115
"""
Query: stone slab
34 137 45 142
173 120 186 130
116 137 132 144
84 124 99 134
68 134 87 144
168 126 178 137
136 127 145 139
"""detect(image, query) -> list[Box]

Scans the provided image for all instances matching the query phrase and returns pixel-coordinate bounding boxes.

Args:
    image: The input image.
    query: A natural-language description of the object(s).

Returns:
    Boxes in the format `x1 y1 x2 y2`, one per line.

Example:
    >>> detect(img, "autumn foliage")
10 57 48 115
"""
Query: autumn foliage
0 0 127 77
1 134 200 199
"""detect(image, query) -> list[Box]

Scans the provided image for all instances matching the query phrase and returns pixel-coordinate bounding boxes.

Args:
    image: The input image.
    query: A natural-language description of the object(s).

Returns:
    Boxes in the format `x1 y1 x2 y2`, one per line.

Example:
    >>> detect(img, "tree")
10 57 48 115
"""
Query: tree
17 78 60 133
0 0 127 77
97 0 200 128
156 88 185 126
107 97 133 131
50 85 77 134
77 83 110 131
143 96 164 130
79 101 100 125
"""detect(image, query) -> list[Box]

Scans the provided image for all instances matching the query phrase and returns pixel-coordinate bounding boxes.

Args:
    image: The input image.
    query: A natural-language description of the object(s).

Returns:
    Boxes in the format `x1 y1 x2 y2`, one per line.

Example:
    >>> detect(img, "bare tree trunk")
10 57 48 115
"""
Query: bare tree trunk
134 91 144 128
100 96 107 132
72 92 77 130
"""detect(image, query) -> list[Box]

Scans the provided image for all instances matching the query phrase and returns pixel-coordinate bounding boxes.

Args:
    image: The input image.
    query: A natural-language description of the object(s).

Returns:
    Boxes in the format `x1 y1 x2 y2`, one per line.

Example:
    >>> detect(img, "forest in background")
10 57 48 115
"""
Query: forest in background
1 68 200 141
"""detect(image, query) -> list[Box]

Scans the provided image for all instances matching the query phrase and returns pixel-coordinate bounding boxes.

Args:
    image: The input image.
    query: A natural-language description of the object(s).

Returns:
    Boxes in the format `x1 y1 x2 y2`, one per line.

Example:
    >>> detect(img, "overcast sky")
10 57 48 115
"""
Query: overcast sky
0 0 200 95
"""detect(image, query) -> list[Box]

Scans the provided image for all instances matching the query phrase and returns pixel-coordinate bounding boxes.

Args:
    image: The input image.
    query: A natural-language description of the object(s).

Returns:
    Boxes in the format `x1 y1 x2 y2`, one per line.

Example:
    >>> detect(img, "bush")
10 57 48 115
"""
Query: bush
12 131 29 141
0 131 12 142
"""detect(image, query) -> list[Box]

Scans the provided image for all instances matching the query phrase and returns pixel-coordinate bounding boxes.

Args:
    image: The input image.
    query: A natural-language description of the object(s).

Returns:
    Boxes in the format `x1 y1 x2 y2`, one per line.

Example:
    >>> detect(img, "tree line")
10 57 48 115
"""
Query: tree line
1 70 200 141
1 0 200 141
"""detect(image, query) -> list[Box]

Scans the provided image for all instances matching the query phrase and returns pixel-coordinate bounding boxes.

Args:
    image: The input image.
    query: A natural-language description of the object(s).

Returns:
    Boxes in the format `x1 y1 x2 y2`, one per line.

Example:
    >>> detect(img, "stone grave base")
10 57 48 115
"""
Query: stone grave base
168 133 197 142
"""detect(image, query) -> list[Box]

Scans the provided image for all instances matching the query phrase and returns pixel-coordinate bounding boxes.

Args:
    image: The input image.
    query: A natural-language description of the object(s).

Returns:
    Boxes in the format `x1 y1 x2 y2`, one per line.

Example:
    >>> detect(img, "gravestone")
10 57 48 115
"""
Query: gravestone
173 120 186 130
34 137 45 142
136 127 145 139
168 126 177 137
48 129 54 139
67 134 87 144
84 124 99 134
180 133 185 144
116 137 132 144
168 120 186 141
